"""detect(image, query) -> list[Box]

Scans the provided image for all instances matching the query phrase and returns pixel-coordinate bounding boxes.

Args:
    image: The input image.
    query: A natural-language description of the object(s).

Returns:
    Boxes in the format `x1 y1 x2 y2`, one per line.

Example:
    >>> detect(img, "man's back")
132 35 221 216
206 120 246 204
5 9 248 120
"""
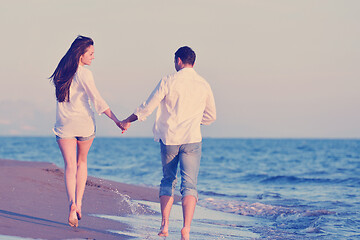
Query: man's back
154 68 216 145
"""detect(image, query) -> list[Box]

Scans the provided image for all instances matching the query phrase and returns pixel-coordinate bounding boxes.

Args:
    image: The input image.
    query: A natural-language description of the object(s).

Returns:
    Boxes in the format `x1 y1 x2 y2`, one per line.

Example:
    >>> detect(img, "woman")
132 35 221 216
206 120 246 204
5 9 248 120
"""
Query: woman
50 35 125 227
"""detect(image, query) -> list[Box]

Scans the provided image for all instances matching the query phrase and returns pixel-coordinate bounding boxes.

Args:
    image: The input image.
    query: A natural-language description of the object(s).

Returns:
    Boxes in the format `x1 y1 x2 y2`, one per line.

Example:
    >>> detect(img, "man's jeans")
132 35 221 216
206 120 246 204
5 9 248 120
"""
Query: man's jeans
159 140 202 200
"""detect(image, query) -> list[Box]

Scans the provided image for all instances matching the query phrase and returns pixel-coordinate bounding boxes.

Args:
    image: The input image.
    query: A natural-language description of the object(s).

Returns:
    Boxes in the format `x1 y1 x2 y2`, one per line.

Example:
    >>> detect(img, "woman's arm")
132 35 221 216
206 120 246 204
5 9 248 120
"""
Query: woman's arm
103 108 129 133
103 108 119 123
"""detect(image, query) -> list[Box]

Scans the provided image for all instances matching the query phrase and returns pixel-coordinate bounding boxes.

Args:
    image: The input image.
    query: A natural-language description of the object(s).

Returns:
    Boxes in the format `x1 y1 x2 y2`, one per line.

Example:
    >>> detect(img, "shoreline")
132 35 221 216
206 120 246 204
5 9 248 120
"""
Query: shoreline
0 158 180 240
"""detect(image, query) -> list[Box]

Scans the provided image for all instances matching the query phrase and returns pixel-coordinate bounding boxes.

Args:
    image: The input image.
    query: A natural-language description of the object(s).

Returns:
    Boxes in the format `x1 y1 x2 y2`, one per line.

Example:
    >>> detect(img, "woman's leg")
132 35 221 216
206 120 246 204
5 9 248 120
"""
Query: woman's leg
57 139 78 226
75 138 94 219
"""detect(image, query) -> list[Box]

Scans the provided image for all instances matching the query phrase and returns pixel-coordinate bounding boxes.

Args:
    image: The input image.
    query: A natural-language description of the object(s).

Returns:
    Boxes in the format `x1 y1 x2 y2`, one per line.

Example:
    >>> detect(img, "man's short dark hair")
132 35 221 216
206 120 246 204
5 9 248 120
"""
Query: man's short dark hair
175 46 196 65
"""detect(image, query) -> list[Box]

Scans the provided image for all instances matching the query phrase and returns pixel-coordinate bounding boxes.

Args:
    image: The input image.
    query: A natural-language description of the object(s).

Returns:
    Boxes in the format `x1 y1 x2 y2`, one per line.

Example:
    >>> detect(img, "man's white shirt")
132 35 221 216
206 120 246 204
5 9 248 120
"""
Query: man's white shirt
134 68 216 145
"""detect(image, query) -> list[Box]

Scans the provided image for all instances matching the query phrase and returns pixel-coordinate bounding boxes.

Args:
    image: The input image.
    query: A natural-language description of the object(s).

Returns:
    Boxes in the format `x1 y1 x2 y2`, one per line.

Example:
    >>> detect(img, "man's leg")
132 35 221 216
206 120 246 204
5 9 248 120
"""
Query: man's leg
158 141 180 237
179 142 202 240
181 195 197 240
158 195 174 236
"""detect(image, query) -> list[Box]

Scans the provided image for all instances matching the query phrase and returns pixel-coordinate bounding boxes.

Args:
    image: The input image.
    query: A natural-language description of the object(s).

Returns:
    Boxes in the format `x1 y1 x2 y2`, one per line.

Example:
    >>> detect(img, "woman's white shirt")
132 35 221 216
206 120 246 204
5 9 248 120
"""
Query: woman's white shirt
53 66 109 138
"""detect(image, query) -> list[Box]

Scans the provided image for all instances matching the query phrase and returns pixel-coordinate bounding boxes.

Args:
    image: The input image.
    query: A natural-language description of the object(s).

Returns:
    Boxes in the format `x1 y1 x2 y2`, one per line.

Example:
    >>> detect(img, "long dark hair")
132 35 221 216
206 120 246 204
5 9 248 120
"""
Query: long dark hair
50 35 94 102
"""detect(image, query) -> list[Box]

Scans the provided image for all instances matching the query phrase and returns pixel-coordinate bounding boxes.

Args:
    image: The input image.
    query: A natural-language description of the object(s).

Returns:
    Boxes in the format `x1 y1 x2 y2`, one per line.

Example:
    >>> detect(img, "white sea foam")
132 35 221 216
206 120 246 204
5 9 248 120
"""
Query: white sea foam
0 235 42 240
111 189 150 215
198 198 335 218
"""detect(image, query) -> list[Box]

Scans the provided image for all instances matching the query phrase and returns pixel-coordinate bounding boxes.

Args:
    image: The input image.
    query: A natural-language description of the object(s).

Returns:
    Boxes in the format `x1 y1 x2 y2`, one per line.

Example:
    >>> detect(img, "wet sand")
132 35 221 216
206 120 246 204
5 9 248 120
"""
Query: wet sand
0 158 180 240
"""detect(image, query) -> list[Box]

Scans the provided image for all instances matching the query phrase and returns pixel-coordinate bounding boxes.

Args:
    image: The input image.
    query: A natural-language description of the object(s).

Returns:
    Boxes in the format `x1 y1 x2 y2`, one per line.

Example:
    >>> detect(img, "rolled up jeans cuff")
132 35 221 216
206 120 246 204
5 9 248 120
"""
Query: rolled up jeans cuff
159 186 174 198
181 188 198 201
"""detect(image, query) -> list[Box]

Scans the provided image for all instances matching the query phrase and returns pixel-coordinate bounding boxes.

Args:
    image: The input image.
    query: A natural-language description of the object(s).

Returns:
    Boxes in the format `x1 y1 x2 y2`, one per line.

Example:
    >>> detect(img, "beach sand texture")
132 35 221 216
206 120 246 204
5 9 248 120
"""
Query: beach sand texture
0 158 179 240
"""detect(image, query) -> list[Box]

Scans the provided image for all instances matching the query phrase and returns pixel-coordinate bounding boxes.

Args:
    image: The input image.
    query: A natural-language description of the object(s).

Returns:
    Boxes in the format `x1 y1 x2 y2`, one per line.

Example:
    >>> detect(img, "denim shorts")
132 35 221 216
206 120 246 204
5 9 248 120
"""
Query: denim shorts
55 132 95 141
159 140 202 200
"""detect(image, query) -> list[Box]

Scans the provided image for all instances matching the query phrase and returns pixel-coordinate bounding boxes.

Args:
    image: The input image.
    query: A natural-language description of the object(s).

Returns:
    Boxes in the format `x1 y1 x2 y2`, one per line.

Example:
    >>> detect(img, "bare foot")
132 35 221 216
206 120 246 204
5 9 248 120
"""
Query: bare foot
76 205 82 220
181 227 190 240
158 225 169 237
68 203 78 227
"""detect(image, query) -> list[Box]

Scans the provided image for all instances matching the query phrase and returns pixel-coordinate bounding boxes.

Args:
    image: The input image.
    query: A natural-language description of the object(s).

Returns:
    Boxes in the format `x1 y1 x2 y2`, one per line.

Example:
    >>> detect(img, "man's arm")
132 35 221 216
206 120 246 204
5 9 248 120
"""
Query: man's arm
124 113 138 123
201 88 216 125
134 78 166 121
120 78 167 131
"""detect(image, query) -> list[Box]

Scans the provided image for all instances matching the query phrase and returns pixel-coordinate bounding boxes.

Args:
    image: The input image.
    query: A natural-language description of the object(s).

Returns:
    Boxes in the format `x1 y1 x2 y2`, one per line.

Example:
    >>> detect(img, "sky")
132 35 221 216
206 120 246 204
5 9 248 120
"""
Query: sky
0 0 359 138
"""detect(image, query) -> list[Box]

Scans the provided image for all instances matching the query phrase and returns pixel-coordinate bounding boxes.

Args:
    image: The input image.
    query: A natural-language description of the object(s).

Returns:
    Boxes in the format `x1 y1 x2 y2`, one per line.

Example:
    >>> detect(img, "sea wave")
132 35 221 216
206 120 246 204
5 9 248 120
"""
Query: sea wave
198 190 247 198
259 175 360 186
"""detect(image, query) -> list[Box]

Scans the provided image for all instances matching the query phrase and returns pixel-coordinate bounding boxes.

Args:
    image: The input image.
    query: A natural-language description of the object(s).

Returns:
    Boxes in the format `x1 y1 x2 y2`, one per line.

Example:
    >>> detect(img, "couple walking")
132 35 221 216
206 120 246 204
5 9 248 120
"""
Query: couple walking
50 35 216 240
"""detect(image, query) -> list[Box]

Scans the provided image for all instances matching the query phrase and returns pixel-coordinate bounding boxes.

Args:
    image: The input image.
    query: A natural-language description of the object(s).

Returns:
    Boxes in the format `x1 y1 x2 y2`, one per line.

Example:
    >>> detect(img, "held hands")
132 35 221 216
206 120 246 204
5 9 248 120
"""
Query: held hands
116 120 131 133
115 114 137 134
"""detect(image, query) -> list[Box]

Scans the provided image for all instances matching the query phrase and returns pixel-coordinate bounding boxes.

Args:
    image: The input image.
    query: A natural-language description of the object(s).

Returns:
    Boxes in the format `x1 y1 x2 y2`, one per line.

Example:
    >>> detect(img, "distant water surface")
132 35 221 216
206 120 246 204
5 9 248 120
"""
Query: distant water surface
0 137 359 239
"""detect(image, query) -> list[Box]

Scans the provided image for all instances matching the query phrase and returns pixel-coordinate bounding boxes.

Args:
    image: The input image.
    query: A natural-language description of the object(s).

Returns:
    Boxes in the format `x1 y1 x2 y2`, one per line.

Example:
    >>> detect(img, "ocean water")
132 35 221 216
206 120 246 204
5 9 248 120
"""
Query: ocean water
0 137 359 239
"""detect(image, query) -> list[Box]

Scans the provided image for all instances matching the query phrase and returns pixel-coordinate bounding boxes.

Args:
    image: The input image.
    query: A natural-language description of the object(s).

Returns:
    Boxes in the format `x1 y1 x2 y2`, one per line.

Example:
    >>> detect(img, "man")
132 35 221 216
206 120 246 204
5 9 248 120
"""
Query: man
120 46 216 240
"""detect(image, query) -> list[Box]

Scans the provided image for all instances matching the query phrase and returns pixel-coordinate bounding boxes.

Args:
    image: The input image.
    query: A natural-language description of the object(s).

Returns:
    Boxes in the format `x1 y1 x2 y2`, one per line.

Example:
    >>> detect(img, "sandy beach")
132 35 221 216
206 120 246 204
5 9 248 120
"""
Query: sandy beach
0 158 181 240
